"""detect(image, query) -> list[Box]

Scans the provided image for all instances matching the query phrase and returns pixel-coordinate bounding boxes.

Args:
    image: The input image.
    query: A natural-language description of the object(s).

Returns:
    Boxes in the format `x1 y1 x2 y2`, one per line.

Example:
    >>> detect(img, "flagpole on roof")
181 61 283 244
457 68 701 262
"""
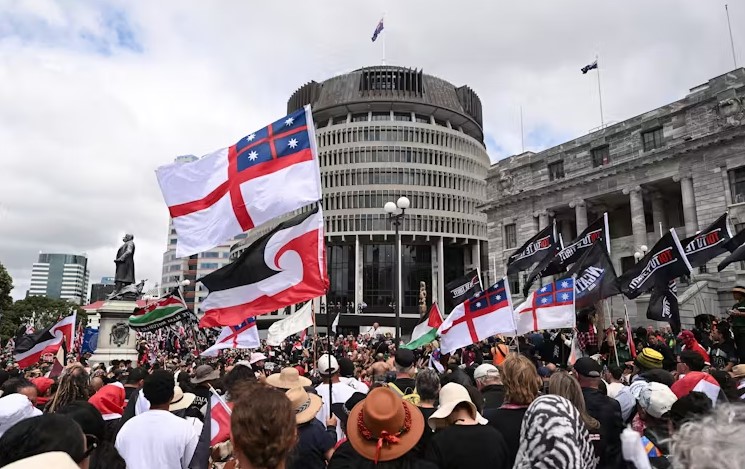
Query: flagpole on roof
726 5 738 69
595 55 605 128
382 12 387 65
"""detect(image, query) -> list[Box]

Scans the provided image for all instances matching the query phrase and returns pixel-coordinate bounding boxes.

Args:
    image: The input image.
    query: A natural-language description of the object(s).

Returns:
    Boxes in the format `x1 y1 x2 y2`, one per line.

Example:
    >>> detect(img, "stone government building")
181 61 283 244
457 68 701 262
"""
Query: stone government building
483 68 745 328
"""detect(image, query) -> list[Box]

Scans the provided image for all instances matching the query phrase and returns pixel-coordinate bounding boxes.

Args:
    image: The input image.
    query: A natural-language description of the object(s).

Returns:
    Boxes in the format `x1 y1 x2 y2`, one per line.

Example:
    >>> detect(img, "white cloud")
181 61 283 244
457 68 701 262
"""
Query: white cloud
0 0 742 299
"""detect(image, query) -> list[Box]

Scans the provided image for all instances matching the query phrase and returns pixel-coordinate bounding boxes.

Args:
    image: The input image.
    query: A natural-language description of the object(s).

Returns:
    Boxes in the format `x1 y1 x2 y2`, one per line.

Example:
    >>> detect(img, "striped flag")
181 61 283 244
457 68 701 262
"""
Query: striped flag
13 313 75 369
128 292 191 332
403 303 443 350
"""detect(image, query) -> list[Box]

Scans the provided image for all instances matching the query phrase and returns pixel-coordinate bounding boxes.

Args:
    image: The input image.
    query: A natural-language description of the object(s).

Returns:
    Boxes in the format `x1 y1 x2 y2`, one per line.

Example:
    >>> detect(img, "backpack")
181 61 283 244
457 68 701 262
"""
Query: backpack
387 382 420 406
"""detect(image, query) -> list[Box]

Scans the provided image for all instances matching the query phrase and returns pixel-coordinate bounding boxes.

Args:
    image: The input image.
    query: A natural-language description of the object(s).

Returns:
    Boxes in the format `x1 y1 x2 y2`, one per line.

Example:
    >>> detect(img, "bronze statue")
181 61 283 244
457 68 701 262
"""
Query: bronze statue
114 234 135 293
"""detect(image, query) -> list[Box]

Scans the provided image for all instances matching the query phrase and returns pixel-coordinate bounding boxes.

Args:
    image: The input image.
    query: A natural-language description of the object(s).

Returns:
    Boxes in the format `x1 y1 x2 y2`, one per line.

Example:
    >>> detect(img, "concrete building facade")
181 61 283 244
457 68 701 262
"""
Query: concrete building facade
28 253 90 304
483 69 745 328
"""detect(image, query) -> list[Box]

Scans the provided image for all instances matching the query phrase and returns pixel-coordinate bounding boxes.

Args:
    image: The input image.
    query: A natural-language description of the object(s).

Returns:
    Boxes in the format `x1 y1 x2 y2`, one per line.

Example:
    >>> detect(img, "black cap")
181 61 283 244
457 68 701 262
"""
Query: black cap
338 357 355 378
573 357 602 378
394 348 415 368
332 392 366 428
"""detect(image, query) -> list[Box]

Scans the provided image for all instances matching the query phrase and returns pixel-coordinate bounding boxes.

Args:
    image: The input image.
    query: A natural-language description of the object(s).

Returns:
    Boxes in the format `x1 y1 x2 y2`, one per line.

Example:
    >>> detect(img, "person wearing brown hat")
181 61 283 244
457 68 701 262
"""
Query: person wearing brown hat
189 364 219 418
729 285 745 362
266 367 312 390
286 387 337 469
731 364 745 400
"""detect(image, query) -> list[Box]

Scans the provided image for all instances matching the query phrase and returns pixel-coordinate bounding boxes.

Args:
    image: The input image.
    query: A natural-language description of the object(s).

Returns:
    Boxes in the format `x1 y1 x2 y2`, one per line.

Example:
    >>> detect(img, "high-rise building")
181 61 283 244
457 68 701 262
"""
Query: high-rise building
28 253 90 304
90 277 116 303
160 155 247 315
232 66 490 331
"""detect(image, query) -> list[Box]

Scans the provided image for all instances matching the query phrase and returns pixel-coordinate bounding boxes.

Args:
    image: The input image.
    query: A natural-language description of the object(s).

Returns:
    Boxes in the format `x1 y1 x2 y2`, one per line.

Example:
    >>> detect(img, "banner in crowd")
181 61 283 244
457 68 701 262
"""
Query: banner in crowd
681 213 732 268
717 225 745 271
209 388 233 446
156 105 323 257
81 327 99 354
403 303 444 350
514 277 576 335
617 229 691 299
129 293 192 332
506 222 559 275
199 206 328 328
266 302 314 346
444 269 482 311
647 280 681 334
201 317 259 357
13 313 76 369
566 240 620 310
438 278 516 355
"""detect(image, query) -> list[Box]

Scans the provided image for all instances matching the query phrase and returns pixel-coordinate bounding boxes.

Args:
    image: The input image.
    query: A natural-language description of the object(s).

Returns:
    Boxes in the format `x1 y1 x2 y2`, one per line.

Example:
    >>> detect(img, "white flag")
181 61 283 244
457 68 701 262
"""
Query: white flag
266 302 314 346
514 278 576 335
331 313 340 334
201 317 259 357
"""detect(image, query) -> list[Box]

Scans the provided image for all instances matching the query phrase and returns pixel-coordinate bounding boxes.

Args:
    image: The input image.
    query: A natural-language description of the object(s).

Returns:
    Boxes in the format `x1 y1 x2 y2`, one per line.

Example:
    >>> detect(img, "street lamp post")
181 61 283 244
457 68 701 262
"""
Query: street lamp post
384 196 410 347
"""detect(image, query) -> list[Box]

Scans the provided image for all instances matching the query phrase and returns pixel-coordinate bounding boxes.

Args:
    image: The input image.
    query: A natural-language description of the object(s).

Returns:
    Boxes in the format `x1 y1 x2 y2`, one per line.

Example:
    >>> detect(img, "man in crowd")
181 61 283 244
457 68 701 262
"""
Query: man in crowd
729 285 745 362
473 363 504 411
674 350 705 381
189 364 218 418
314 354 356 441
648 332 676 371
709 322 738 371
123 367 147 405
366 353 391 384
389 348 416 394
678 330 710 364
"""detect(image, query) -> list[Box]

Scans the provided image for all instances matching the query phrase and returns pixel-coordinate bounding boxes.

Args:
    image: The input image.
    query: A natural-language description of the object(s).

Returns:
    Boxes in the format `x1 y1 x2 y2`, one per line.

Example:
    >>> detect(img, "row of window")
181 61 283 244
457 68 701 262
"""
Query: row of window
322 190 481 214
319 146 484 174
322 167 486 196
546 127 665 181
320 111 433 127
316 124 483 157
325 213 486 237
199 263 221 270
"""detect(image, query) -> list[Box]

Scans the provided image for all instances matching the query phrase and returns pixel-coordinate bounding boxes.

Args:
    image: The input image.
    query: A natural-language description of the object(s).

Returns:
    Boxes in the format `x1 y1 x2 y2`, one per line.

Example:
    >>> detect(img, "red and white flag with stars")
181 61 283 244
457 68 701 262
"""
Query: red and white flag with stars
156 105 322 258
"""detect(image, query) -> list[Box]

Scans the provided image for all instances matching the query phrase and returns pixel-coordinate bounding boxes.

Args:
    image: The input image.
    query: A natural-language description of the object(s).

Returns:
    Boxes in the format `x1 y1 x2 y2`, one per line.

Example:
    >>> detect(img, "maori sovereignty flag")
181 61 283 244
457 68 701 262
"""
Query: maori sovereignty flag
506 222 558 275
198 206 328 328
647 280 681 334
617 229 691 299
156 105 322 257
681 213 732 268
13 314 75 369
524 214 609 295
129 292 192 332
444 269 482 311
717 225 745 271
566 240 621 310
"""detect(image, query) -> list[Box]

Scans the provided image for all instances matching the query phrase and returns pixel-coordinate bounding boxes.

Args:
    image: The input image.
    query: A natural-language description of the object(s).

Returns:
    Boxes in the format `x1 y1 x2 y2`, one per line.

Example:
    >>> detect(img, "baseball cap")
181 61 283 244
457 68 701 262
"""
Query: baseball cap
473 363 499 380
317 354 339 375
638 382 677 419
573 357 602 378
394 348 415 368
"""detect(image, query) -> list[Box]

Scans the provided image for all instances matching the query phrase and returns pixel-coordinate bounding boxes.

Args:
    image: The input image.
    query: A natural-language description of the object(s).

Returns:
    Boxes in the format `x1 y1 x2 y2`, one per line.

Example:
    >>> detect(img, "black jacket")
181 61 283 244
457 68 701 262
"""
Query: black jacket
480 384 505 411
582 387 624 469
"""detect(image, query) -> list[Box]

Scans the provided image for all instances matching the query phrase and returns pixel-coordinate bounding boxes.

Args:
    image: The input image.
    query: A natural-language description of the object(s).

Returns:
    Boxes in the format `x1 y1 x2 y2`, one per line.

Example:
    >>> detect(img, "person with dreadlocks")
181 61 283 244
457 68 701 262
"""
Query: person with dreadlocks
45 364 92 413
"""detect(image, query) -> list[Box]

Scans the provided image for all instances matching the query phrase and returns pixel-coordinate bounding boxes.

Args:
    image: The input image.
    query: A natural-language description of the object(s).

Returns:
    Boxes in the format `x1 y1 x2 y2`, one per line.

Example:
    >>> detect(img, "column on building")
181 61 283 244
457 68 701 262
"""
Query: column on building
355 235 362 312
678 175 699 237
537 210 549 230
570 200 588 234
650 191 666 239
437 236 445 308
560 219 573 245
624 185 647 250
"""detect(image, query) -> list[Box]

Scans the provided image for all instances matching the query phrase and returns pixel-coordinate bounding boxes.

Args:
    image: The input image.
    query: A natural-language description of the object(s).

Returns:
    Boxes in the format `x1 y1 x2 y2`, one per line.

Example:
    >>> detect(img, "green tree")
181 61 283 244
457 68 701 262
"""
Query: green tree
0 262 12 316
0 295 86 342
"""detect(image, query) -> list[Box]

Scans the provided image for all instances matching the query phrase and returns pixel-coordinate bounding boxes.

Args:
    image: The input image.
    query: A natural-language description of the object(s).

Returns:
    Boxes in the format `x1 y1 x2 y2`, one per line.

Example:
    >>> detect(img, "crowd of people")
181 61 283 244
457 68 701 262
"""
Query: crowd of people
0 304 744 468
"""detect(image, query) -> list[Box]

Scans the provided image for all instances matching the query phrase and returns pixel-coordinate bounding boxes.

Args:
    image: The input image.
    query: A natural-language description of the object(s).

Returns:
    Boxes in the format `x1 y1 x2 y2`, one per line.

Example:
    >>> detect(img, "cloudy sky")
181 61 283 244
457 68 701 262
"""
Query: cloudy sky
0 0 742 300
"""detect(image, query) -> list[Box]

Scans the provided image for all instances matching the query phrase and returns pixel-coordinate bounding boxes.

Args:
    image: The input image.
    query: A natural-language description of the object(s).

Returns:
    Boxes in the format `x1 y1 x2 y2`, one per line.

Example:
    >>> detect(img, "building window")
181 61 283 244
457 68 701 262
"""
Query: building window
371 112 390 121
393 112 412 121
351 113 368 122
363 244 394 310
199 263 219 270
327 245 355 307
333 115 347 125
591 145 610 167
641 127 664 151
415 114 429 123
504 223 517 249
729 167 745 204
548 161 565 181
201 252 220 258
508 273 520 296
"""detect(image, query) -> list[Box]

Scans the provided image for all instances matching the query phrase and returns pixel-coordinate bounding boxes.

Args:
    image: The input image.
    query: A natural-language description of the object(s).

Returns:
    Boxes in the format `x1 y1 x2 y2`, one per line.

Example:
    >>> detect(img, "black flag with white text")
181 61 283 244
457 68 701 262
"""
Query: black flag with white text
506 223 559 275
566 240 621 310
647 280 681 334
617 230 691 299
681 213 732 268
444 269 482 311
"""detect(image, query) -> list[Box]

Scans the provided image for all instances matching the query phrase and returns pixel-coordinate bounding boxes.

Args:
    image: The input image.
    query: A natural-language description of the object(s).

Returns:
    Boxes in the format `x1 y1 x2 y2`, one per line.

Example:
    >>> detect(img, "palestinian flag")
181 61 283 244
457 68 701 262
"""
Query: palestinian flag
403 303 443 350
129 292 191 332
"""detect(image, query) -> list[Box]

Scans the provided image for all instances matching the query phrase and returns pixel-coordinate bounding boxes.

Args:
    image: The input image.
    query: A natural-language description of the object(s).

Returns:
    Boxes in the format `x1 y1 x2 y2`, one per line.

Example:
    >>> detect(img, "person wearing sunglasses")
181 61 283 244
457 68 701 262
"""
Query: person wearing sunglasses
0 413 94 468
58 401 126 469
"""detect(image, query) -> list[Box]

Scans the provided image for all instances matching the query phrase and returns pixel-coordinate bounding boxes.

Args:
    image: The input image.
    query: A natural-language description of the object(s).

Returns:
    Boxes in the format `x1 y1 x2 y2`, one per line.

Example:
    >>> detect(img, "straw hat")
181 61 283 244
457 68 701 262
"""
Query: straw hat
170 386 197 412
286 386 323 425
428 382 488 430
265 367 312 390
346 387 424 463
732 364 745 379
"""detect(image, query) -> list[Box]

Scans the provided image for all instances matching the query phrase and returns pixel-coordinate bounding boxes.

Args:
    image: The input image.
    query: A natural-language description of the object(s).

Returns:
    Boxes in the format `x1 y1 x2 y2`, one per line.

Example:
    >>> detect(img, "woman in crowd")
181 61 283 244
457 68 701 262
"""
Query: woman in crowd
45 363 91 413
484 353 541 467
513 394 598 469
425 383 510 469
547 372 602 460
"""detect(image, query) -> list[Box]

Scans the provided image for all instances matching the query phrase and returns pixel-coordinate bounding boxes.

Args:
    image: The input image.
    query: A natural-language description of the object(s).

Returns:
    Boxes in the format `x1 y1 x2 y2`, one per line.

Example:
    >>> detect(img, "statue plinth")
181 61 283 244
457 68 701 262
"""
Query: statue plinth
87 300 139 366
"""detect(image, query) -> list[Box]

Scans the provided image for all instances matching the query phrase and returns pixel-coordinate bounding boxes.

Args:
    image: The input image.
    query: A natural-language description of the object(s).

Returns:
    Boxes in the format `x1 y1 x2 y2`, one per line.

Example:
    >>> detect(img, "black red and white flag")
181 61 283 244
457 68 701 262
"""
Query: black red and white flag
566 240 621 310
198 205 328 328
717 224 745 271
13 313 76 369
681 213 732 268
617 229 692 299
506 222 559 275
444 269 482 311
647 280 681 334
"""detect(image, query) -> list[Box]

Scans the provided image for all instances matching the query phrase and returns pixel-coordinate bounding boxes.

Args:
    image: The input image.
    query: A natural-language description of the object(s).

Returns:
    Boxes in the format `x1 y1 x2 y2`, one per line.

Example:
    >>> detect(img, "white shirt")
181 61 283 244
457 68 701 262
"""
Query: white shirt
606 382 624 399
315 381 357 441
340 377 370 394
116 410 200 469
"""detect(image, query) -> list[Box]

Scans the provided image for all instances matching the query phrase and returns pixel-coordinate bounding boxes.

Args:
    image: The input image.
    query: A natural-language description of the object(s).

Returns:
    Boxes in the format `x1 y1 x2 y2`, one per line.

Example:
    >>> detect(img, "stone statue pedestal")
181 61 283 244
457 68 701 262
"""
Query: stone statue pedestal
88 300 139 366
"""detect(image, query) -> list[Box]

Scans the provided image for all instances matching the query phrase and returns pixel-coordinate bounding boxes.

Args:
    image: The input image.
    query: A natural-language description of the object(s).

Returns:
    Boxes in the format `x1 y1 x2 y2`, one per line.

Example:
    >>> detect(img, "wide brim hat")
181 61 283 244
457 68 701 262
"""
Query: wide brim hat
732 364 745 379
286 386 323 425
733 285 745 295
170 386 197 412
346 387 424 463
191 365 220 384
265 367 312 390
428 382 488 430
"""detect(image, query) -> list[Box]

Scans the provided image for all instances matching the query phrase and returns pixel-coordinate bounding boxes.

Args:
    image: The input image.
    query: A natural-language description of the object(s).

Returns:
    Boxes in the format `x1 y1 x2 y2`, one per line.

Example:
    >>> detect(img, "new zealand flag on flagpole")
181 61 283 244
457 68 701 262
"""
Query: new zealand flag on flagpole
581 60 598 74
372 18 384 42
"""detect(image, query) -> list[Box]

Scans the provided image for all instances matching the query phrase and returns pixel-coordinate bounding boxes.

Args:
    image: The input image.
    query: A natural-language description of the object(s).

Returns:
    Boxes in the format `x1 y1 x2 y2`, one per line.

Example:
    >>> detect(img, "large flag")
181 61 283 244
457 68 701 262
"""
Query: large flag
331 313 340 334
81 327 99 354
403 303 444 350
266 302 314 346
156 105 322 257
514 277 576 335
129 292 192 332
506 222 559 275
617 229 692 299
209 388 233 446
581 60 598 74
199 206 328 327
717 226 745 271
566 240 621 310
681 213 732 268
647 280 681 334
201 317 259 357
525 214 609 295
438 279 516 355
371 18 384 42
13 314 75 369
444 269 482 311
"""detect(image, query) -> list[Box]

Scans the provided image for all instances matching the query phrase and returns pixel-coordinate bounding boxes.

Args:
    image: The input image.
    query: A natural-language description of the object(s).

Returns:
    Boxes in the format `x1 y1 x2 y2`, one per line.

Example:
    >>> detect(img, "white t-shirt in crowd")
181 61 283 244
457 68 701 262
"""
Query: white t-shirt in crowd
116 409 200 469
315 381 357 441
340 376 370 394
606 381 624 399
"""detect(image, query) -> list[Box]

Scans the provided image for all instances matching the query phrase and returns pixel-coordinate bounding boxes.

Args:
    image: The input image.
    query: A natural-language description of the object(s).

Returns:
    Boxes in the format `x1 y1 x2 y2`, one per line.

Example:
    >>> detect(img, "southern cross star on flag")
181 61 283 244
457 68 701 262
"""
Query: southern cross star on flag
156 105 322 258
514 278 576 335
